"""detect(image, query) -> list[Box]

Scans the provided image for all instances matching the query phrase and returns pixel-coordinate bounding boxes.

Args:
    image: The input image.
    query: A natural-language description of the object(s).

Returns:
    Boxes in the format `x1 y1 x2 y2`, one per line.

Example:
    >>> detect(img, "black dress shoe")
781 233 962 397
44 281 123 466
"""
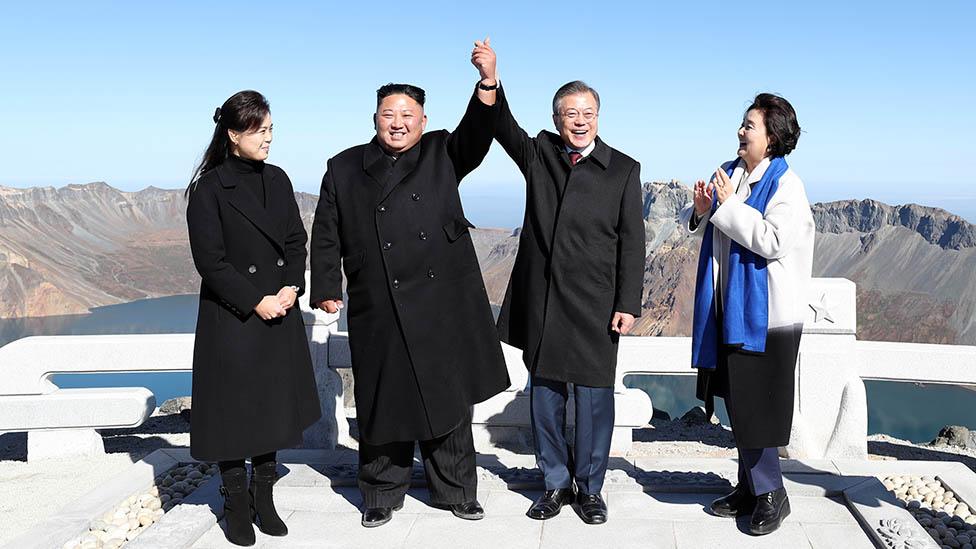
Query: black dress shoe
749 487 790 535
709 484 757 518
526 488 575 520
449 500 485 520
576 492 608 525
361 502 403 528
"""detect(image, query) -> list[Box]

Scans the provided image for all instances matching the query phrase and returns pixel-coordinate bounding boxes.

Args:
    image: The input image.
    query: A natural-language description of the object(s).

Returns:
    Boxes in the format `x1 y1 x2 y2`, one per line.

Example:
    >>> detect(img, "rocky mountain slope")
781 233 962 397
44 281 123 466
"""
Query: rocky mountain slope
2 181 973 345
470 183 976 343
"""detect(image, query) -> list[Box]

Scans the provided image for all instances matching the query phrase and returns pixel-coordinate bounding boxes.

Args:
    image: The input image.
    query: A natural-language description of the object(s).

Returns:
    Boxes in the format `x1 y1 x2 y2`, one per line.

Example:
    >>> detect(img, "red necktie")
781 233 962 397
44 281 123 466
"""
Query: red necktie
569 151 582 166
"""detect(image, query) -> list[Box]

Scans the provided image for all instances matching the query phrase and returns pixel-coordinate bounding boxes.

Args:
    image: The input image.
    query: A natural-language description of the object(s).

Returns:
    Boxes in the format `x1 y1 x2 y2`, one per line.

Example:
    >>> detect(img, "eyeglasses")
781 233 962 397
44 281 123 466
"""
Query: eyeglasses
557 110 598 122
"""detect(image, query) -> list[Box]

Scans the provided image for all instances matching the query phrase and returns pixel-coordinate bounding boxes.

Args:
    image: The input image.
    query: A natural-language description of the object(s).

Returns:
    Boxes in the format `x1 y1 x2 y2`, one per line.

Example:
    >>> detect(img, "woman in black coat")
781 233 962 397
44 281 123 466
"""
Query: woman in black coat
186 90 321 546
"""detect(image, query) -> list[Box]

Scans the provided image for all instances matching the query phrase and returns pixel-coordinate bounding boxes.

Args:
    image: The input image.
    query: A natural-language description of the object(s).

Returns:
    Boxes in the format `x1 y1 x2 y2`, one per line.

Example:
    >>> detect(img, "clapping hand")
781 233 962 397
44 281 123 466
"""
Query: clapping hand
713 168 734 205
471 37 497 83
693 179 714 217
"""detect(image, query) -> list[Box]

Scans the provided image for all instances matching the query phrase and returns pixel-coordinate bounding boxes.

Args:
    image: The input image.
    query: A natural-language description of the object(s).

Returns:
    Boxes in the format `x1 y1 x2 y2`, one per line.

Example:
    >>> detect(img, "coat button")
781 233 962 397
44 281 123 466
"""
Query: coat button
382 242 393 251
418 231 427 240
392 279 400 289
427 269 435 279
411 193 421 201
276 258 285 267
248 265 257 274
377 205 387 212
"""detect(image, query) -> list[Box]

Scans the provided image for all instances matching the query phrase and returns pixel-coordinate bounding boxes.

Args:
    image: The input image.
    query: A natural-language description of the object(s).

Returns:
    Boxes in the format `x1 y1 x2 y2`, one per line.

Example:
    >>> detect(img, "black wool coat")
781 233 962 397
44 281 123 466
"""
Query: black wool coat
309 91 510 445
186 161 321 461
494 86 646 388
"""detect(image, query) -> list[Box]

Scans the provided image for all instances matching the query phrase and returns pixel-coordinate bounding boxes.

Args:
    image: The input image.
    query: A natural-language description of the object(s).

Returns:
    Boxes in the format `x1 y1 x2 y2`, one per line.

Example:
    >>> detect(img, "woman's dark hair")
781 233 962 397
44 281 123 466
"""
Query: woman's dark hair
186 90 270 196
747 93 801 157
376 83 426 108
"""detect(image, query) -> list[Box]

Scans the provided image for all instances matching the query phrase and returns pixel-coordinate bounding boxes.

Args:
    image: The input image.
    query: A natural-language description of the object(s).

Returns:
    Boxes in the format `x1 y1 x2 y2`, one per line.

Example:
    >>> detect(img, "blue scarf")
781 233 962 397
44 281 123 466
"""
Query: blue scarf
691 156 789 369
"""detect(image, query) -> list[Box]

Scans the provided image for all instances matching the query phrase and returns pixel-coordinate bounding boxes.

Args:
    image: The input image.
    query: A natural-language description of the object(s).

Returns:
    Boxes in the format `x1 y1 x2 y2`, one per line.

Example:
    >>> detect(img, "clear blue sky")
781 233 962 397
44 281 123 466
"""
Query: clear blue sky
2 1 974 226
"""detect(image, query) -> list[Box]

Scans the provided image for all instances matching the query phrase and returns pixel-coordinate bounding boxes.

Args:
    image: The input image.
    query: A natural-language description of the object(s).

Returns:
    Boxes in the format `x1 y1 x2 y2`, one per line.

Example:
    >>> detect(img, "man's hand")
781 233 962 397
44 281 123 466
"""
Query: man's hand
276 286 297 310
611 312 636 335
471 37 497 83
254 296 286 320
317 299 344 314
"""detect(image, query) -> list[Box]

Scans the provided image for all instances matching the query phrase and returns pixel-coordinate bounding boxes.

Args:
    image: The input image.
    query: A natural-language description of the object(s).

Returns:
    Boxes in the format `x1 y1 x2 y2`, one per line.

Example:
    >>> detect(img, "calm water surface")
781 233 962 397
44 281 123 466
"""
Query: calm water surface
2 296 972 443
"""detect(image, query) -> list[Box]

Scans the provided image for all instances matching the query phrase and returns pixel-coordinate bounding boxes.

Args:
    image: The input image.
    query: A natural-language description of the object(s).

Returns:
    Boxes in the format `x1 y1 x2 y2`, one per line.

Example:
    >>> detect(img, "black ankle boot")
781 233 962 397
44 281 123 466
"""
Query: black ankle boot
250 461 288 536
220 468 256 546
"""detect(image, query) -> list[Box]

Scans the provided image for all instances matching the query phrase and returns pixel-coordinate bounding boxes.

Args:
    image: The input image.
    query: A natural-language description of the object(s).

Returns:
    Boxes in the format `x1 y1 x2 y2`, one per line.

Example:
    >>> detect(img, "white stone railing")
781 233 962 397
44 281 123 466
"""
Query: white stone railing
3 275 976 461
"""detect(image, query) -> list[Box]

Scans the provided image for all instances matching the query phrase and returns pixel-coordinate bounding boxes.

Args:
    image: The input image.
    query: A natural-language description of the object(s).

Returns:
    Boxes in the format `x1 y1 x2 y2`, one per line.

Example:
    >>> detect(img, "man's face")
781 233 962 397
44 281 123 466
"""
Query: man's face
374 94 427 154
552 92 599 150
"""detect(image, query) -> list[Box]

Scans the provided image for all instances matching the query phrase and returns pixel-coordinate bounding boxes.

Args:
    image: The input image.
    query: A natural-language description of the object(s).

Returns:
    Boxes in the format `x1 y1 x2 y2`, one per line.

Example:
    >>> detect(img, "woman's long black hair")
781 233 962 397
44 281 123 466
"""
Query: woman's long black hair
186 90 270 197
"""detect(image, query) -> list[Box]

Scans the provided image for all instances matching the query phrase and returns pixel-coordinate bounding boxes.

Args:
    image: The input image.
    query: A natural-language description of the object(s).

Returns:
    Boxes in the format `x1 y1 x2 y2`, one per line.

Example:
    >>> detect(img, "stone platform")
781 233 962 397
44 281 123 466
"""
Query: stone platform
16 449 976 549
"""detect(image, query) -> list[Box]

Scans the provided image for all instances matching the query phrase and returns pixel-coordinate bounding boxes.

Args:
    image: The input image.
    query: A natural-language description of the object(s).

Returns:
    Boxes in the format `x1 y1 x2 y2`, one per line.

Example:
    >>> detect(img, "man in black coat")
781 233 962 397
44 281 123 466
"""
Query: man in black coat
482 40 646 524
309 42 509 528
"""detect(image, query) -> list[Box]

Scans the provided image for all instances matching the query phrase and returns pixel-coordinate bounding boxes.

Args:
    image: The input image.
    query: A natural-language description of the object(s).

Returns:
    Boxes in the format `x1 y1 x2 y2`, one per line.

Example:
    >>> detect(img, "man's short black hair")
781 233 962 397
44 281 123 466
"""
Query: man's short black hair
748 93 801 157
376 83 426 108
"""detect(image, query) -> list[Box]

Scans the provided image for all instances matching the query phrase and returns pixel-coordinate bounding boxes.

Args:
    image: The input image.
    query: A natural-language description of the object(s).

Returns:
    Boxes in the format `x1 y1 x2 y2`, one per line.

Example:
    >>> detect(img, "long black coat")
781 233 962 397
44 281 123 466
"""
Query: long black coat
309 91 510 445
186 161 321 461
494 86 646 388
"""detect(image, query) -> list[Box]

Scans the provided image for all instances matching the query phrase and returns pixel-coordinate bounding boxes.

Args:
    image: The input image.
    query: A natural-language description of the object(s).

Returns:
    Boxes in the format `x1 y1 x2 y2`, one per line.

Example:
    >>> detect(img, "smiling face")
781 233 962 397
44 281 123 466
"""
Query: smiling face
374 94 427 154
229 113 273 161
553 92 599 150
737 109 771 170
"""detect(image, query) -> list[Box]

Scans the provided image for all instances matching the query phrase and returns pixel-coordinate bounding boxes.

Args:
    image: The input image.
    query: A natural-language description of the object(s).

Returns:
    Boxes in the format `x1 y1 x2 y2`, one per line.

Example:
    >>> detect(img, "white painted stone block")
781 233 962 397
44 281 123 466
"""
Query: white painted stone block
27 428 104 462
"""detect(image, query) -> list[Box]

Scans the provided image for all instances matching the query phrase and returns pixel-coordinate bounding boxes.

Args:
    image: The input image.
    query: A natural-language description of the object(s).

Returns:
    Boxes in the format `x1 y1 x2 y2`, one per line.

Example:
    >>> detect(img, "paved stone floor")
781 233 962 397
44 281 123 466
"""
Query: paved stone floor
181 452 906 549
190 486 875 549
22 449 975 548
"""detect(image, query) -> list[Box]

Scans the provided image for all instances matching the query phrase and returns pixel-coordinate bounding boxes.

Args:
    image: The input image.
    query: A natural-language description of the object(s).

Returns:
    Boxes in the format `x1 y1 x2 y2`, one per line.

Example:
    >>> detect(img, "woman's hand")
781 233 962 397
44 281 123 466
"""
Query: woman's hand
713 168 734 205
254 296 286 320
277 286 298 310
693 179 713 216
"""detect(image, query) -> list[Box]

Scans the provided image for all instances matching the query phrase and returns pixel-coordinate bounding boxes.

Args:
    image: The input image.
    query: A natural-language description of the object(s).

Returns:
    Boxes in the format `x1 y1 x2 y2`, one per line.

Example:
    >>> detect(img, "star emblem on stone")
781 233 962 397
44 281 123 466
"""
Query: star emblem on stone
809 293 835 324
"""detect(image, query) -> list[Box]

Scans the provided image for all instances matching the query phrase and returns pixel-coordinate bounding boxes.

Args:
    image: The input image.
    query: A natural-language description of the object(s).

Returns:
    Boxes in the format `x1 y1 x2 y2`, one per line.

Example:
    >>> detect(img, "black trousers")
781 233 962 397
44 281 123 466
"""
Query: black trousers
358 410 477 508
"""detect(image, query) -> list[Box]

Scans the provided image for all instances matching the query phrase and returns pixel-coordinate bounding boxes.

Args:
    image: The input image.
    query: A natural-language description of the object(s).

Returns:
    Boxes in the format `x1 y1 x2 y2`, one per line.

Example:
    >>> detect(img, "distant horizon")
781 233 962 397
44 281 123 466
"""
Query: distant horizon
3 176 974 228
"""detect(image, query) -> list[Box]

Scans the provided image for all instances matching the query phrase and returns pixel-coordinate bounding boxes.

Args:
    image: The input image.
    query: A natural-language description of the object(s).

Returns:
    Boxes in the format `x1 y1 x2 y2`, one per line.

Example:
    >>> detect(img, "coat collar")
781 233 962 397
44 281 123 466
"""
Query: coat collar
364 136 422 204
543 131 611 169
214 160 285 252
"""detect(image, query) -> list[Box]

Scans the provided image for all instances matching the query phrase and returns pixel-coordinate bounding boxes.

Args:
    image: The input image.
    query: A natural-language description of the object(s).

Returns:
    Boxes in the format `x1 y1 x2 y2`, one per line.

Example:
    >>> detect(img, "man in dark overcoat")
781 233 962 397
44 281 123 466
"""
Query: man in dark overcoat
308 43 509 528
484 40 646 524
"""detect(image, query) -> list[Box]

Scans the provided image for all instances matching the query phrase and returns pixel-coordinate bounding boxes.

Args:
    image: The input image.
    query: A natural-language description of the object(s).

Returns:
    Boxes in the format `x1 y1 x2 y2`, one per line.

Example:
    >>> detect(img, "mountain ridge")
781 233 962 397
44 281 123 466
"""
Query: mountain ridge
2 181 973 345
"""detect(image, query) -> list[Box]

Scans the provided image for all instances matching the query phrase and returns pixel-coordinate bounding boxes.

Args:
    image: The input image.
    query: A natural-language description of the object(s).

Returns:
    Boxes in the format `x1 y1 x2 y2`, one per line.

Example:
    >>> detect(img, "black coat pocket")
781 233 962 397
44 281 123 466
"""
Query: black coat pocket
443 216 475 242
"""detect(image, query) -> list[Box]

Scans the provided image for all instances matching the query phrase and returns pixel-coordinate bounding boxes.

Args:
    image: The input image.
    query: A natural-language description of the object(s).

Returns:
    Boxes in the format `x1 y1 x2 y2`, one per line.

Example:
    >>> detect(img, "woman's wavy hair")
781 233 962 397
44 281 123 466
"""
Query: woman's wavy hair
748 93 800 157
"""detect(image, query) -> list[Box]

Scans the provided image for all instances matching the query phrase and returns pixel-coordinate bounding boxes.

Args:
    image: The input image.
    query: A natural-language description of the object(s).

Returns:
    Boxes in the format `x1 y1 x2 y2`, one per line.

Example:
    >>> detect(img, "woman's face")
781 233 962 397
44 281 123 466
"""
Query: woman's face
230 114 273 161
737 109 771 168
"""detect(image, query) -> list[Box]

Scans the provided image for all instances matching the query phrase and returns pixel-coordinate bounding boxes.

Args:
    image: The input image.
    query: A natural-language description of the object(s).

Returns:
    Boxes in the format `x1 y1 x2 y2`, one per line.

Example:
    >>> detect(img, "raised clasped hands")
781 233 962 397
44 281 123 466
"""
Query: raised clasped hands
471 36 497 83
611 312 636 335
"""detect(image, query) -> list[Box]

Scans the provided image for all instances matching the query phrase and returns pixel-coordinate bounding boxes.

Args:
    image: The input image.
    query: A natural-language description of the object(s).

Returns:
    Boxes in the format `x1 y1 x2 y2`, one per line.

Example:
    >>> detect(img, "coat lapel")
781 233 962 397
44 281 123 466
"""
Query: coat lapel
363 138 392 187
217 162 285 252
375 138 422 205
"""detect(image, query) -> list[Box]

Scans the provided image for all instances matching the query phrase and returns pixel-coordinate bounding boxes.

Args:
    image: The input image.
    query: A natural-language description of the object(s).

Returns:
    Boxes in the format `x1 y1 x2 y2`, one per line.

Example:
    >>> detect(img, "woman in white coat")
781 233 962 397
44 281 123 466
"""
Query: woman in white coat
682 93 814 536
